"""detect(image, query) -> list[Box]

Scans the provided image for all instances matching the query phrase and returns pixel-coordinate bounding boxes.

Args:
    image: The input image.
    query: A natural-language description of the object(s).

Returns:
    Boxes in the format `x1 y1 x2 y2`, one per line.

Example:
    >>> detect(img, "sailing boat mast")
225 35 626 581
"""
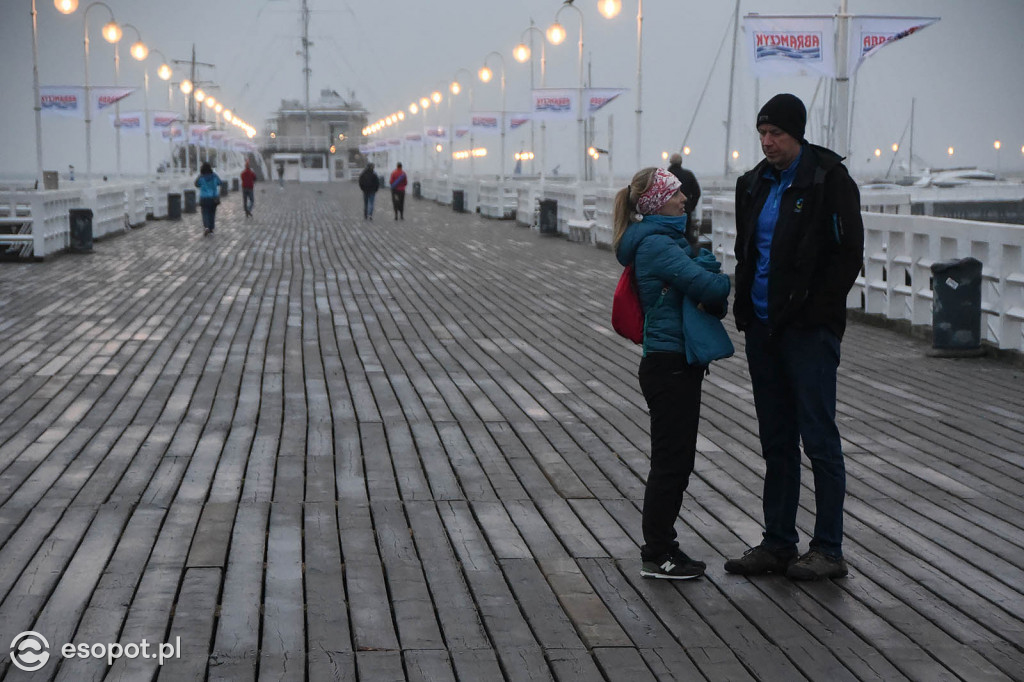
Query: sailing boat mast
301 0 312 138
723 0 740 177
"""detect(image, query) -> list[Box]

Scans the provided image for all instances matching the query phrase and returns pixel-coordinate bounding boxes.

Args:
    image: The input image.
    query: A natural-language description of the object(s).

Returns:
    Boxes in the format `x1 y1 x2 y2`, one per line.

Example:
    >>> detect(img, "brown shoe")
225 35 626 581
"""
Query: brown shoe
786 550 848 581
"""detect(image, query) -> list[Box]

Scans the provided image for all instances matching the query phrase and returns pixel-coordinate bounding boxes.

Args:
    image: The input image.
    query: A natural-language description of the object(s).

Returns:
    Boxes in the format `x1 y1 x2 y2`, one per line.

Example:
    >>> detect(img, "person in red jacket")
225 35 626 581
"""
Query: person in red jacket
240 161 257 217
389 162 408 220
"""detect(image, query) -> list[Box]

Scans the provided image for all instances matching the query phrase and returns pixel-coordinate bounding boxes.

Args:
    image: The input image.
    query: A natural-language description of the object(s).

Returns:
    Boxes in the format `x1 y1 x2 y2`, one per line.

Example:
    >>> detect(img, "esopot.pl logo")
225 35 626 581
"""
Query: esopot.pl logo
10 631 50 672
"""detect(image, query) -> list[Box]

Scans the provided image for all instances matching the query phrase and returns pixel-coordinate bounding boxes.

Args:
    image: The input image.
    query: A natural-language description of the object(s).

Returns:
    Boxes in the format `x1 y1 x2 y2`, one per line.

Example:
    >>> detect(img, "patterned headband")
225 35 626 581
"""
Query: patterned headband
635 168 681 216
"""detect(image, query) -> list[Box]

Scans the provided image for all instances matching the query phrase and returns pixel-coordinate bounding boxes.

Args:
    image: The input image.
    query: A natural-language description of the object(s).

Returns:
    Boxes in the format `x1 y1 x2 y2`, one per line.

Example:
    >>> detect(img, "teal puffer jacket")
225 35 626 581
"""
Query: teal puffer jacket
615 214 731 355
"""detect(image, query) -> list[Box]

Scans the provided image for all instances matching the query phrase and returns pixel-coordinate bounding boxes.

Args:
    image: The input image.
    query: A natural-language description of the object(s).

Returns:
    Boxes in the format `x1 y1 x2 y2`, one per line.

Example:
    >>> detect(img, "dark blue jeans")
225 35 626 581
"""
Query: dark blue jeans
242 188 254 213
199 198 218 231
745 320 845 558
638 352 706 560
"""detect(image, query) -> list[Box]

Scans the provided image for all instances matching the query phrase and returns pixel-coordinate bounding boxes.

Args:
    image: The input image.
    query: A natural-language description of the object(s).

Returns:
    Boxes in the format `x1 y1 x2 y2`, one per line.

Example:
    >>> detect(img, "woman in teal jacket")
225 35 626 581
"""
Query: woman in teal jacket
194 162 222 234
613 167 730 580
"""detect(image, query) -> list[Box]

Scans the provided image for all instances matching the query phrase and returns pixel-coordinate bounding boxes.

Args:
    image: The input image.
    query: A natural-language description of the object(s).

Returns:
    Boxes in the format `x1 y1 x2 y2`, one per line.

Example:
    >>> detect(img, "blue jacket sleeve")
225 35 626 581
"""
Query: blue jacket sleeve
637 235 731 306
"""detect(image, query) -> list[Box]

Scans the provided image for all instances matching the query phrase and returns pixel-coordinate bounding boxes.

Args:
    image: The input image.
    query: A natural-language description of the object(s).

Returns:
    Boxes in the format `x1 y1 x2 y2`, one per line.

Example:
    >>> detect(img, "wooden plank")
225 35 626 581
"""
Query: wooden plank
304 501 355 682
404 650 457 682
338 501 400 651
538 556 631 649
155 567 222 682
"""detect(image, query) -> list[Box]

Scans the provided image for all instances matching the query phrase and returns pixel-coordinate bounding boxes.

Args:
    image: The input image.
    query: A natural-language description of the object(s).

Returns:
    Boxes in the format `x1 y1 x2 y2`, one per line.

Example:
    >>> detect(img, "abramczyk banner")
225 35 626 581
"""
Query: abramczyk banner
110 111 144 133
743 16 836 78
189 125 212 144
531 89 578 121
40 86 85 118
151 111 182 129
586 89 627 114
470 113 501 134
848 16 938 73
92 86 136 112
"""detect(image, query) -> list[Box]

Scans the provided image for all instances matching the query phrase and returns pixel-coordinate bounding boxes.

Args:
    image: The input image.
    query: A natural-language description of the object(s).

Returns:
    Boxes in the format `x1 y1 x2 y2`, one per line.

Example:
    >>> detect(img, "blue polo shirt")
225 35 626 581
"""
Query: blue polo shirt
752 150 802 322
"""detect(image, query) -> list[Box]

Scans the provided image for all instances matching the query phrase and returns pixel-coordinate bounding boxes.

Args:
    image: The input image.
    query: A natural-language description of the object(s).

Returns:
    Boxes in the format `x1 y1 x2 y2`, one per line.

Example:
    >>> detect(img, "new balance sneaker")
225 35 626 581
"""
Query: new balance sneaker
786 550 848 581
723 545 797 576
640 549 706 580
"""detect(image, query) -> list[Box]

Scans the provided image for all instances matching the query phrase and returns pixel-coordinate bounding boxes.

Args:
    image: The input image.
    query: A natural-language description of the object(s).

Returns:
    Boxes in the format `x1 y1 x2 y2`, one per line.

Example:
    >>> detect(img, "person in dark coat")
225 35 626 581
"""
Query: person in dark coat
724 93 864 582
667 153 701 245
358 163 380 220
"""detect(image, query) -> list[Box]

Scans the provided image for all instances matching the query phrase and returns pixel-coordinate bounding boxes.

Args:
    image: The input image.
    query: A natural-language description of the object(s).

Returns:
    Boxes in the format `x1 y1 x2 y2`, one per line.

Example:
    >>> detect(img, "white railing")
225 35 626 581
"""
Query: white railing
451 178 479 214
712 195 1024 352
593 188 616 248
516 185 543 228
0 189 83 258
125 182 147 226
84 185 129 238
478 181 517 219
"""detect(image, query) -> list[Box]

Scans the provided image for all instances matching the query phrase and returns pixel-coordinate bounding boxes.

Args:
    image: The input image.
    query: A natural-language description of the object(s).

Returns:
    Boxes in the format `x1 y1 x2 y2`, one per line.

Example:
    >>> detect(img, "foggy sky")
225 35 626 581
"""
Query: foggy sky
2 0 1022 180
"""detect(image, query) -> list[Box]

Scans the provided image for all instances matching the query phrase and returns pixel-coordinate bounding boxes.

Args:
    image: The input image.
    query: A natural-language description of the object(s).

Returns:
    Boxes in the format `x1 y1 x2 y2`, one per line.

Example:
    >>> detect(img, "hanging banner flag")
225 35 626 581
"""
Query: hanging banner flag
454 126 470 139
110 111 144 133
405 133 423 145
189 124 212 144
743 15 836 78
507 114 531 131
40 85 86 118
531 88 578 120
387 138 402 147
586 89 627 114
161 124 185 141
471 113 501 134
425 126 446 139
151 111 181 129
209 131 226 149
92 86 136 112
848 16 938 75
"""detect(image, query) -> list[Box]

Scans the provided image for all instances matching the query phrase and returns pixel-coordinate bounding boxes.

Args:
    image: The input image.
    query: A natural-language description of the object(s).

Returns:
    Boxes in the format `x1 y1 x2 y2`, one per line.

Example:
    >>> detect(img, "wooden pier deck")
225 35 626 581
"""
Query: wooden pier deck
0 181 1022 681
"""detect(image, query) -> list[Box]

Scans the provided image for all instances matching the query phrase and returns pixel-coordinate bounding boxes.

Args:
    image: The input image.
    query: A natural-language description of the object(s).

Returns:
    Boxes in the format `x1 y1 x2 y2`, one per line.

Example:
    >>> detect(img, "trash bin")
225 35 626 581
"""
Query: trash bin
413 181 422 199
452 189 465 213
538 198 558 234
68 208 93 253
167 193 182 220
232 177 239 192
183 189 197 214
931 257 983 352
219 181 228 197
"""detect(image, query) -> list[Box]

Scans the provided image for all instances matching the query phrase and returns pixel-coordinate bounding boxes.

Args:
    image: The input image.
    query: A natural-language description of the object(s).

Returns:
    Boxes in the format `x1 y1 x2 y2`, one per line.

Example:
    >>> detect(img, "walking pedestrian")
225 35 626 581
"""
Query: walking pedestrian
194 162 223 235
240 161 256 217
613 167 731 580
358 163 380 220
724 93 864 581
389 162 407 220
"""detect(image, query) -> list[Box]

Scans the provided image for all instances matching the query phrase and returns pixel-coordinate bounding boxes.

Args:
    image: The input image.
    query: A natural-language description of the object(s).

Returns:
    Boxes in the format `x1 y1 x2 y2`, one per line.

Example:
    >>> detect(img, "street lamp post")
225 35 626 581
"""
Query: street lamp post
148 48 173 172
122 25 150 174
994 140 1002 175
451 68 474 180
78 2 121 181
597 0 642 170
514 22 546 180
548 0 585 182
479 51 507 184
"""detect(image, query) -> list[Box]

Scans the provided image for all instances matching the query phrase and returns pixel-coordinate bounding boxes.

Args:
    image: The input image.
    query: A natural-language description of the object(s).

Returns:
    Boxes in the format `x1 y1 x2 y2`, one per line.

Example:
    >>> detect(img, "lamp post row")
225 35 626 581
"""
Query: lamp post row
32 0 257 184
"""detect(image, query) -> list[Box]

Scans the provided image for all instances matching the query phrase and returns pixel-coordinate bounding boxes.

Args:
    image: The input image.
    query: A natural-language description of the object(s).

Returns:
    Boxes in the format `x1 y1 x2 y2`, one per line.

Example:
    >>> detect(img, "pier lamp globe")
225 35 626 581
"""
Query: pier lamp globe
102 21 121 44
409 103 418 115
431 91 442 104
478 66 493 83
180 80 193 95
892 143 899 152
194 89 205 102
513 44 531 63
661 151 668 160
130 41 148 61
397 111 405 121
947 146 954 157
732 150 740 160
874 148 881 158
994 140 1001 150
547 21 567 45
597 0 622 19
450 81 461 95
420 97 430 109
54 0 78 14
683 146 691 155
157 63 172 81
215 103 223 114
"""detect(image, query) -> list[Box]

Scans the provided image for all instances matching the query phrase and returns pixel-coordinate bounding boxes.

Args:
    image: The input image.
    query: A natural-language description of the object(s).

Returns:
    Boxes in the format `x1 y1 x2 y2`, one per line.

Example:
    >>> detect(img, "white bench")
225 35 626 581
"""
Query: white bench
567 219 595 245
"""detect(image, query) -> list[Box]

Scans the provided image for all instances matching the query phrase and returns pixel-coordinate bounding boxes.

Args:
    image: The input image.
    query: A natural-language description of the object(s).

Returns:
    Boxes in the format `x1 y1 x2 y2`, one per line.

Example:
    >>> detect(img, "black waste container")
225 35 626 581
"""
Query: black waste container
231 177 239 192
68 208 93 253
413 181 422 199
538 198 558 234
183 189 197 213
219 181 228 197
167 193 182 220
931 257 983 351
452 189 465 213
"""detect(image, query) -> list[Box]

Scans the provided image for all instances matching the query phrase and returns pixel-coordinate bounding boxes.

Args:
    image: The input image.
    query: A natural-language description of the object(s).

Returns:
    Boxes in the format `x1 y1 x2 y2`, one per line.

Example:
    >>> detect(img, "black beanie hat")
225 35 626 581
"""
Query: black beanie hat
757 93 806 142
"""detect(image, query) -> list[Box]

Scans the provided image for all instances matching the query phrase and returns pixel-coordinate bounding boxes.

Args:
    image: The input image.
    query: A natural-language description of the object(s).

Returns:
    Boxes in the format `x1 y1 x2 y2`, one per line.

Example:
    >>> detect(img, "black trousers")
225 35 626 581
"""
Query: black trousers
392 189 405 217
638 352 706 560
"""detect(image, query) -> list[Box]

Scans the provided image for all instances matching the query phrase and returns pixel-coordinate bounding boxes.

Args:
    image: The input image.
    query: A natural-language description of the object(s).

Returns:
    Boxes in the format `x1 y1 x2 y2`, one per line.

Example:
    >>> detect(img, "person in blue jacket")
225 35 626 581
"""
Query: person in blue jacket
614 167 731 580
194 162 223 235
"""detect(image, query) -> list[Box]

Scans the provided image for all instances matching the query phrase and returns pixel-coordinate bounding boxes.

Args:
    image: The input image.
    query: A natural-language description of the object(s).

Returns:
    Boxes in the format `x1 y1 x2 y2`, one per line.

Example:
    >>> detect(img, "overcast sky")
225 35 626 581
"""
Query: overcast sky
2 0 1022 179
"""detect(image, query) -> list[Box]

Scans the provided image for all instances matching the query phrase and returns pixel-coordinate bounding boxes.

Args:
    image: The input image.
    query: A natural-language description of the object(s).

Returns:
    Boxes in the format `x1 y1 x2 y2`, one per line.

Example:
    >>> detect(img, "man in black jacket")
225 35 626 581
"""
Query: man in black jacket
667 153 701 244
724 93 864 581
358 163 380 220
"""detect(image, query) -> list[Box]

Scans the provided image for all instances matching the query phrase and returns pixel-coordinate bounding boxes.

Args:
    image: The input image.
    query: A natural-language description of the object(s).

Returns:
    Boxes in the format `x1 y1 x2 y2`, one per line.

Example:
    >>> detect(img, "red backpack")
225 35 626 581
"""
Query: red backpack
611 264 644 344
